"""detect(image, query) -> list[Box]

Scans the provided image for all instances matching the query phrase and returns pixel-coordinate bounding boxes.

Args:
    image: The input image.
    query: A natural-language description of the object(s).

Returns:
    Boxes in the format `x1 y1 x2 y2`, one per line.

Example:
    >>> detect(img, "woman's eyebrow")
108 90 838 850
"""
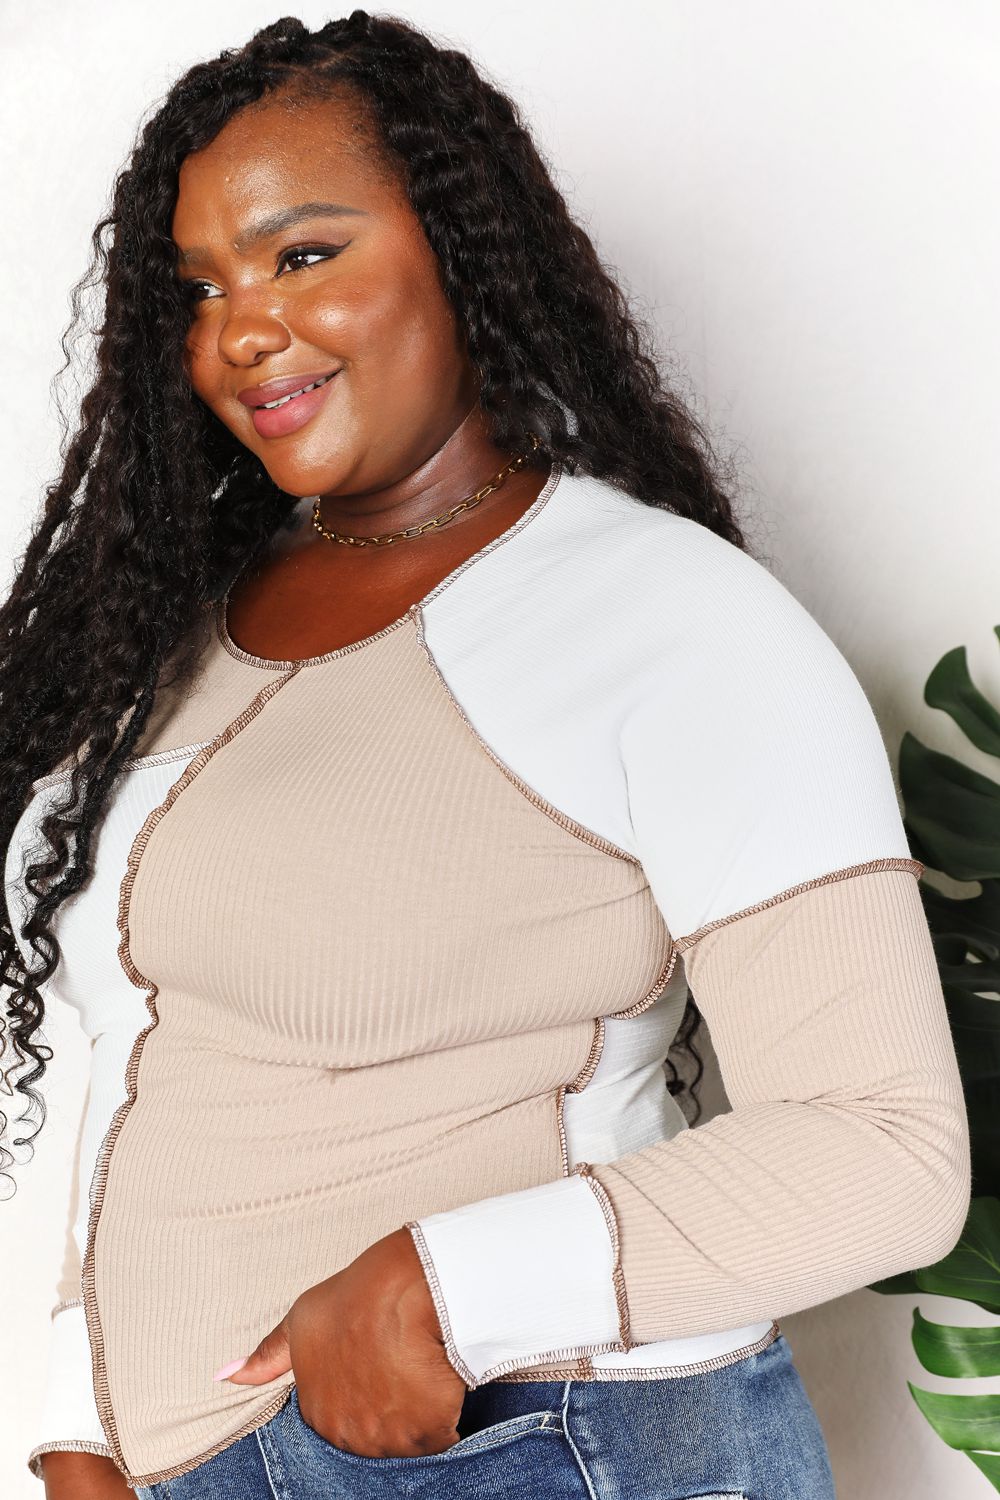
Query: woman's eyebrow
177 201 369 266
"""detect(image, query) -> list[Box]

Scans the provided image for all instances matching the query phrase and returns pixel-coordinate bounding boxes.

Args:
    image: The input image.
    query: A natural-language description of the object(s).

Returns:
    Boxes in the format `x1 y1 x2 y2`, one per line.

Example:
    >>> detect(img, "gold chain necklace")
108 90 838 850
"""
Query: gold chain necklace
311 433 541 547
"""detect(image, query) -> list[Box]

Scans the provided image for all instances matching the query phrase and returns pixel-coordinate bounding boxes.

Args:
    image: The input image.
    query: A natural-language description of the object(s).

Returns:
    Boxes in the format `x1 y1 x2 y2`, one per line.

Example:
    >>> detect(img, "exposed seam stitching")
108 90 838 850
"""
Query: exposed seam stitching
573 1163 633 1349
27 1440 113 1481
555 944 678 1203
405 1219 478 1386
79 667 299 1485
565 1017 606 1097
494 1320 781 1381
417 460 563 609
50 1295 84 1320
560 1381 599 1500
412 605 636 861
408 1164 656 1388
254 1414 286 1500
28 740 214 795
216 461 564 672
218 595 412 670
555 1083 571 1175
605 941 679 1021
673 857 925 952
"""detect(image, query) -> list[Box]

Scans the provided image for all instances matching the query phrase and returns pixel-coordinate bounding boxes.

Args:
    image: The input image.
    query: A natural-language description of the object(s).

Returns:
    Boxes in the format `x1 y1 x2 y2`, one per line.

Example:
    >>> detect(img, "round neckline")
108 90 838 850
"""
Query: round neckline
215 460 563 670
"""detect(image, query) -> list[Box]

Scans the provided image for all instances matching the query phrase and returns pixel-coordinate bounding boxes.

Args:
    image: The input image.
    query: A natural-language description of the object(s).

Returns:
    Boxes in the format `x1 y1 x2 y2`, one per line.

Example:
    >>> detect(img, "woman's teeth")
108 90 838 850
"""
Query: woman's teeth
260 373 336 410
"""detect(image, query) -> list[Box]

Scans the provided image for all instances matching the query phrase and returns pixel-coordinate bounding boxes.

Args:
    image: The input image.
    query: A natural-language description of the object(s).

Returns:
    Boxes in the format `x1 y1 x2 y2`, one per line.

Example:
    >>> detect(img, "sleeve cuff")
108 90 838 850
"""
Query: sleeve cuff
405 1164 628 1386
27 1440 114 1483
26 1304 110 1480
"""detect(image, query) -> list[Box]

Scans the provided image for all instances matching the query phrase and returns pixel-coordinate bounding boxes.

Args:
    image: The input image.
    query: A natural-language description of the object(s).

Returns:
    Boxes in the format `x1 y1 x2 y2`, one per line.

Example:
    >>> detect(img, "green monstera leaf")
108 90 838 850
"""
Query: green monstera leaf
869 627 1000 1489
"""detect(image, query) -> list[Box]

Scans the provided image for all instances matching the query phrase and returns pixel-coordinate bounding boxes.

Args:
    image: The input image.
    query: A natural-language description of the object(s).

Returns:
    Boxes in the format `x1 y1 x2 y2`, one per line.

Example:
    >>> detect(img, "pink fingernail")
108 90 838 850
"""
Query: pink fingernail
213 1356 249 1381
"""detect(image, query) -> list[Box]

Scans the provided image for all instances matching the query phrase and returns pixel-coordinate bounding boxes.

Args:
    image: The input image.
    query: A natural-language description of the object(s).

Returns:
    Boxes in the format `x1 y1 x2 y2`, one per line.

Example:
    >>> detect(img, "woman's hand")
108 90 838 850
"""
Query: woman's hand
219 1226 468 1458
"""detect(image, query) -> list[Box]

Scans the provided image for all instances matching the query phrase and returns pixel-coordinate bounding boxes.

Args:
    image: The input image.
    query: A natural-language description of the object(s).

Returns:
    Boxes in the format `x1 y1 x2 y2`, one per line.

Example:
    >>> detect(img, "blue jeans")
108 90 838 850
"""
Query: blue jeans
135 1332 835 1499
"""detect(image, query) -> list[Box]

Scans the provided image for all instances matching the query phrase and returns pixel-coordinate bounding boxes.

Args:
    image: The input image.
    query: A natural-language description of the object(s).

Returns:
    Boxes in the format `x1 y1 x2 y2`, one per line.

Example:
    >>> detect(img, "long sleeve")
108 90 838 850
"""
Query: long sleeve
406 524 972 1388
26 1064 111 1480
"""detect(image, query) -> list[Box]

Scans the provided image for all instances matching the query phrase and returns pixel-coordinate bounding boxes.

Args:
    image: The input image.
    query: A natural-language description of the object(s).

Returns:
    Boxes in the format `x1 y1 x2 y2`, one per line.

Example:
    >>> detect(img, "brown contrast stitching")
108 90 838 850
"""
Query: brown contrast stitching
217 596 413 671
555 1084 570 1175
415 461 563 607
80 668 299 1483
573 1162 633 1349
492 1320 781 1382
126 1387 295 1488
463 1339 633 1386
555 946 678 1173
406 1204 660 1389
412 616 635 862
558 857 922 1163
565 1017 606 1096
606 942 679 1022
216 462 564 672
672 857 925 952
27 1439 114 1481
405 1220 478 1387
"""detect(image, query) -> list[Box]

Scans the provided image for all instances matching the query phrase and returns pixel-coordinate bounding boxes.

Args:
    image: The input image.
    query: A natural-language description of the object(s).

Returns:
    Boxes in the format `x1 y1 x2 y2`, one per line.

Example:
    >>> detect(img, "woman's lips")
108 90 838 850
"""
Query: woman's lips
249 372 339 439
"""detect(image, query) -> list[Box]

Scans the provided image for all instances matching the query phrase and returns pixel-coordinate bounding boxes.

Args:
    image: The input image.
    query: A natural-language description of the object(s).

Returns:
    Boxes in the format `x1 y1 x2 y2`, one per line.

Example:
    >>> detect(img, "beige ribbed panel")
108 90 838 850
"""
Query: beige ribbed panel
590 866 971 1344
83 610 673 1484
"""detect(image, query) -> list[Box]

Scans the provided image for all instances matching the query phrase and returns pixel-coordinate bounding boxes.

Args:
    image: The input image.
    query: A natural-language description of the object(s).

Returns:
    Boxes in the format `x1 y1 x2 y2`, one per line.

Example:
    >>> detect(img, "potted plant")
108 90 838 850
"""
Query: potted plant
869 626 1000 1488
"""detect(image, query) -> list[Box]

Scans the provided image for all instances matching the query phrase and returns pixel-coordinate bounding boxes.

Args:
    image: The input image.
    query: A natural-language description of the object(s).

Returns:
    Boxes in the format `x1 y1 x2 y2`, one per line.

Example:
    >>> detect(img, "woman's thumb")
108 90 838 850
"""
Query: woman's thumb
214 1318 291 1384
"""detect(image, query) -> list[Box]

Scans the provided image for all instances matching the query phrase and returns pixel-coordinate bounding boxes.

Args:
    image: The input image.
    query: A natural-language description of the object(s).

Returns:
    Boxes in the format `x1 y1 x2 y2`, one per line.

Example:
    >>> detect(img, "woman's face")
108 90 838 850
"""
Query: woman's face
171 91 479 499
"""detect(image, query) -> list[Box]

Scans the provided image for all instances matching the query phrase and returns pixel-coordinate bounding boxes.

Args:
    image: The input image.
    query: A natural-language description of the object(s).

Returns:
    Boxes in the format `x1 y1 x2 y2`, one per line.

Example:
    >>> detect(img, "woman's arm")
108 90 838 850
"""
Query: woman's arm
25 1070 114 1483
404 530 972 1385
40 1451 130 1500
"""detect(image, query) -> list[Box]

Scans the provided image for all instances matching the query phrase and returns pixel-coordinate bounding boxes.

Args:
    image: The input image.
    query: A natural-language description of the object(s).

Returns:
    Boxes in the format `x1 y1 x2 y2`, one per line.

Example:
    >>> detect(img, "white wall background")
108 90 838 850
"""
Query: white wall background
2 2 998 1495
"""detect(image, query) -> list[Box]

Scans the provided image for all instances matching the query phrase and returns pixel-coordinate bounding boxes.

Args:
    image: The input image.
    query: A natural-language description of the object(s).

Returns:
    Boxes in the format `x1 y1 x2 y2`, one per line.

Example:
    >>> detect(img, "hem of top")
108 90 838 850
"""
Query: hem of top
490 1318 782 1382
27 1439 114 1481
114 1382 295 1490
214 459 563 671
671 856 925 952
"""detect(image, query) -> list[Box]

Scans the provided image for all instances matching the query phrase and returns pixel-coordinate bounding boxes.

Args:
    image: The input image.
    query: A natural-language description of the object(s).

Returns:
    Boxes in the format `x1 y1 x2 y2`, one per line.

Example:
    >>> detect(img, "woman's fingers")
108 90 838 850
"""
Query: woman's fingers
217 1315 292 1384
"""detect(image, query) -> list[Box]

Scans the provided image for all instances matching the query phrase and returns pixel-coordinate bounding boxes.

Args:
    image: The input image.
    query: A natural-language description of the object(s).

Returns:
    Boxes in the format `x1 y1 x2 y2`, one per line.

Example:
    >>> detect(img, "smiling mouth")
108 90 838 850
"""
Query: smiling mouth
257 373 337 410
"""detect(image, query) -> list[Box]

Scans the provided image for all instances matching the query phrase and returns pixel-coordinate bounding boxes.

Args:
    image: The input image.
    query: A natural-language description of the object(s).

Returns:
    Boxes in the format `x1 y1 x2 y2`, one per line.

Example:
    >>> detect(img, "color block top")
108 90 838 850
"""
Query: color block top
8 464 970 1488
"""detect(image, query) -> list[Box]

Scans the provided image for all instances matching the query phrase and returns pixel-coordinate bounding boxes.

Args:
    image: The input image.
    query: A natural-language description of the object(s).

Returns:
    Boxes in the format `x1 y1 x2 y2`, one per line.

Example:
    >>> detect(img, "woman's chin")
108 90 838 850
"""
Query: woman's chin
254 451 357 500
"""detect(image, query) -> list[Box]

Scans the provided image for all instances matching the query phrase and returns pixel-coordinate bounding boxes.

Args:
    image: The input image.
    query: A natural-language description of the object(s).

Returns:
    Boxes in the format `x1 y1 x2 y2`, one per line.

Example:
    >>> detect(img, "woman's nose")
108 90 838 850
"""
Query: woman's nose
215 297 291 367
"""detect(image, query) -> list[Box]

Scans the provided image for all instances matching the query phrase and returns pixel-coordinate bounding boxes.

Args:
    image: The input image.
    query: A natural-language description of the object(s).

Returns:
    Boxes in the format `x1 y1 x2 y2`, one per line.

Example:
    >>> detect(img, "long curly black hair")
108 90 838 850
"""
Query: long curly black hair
0 10 756 1192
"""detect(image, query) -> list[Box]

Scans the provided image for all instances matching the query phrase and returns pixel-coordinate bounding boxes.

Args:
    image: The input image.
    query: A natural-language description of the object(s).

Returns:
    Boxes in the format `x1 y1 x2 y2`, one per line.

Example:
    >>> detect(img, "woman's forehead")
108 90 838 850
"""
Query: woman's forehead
171 96 392 244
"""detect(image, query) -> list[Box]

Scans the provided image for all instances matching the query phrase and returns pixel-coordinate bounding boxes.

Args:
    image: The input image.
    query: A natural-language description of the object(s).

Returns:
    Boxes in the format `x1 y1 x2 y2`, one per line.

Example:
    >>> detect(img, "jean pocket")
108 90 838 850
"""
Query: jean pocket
285 1384 561 1468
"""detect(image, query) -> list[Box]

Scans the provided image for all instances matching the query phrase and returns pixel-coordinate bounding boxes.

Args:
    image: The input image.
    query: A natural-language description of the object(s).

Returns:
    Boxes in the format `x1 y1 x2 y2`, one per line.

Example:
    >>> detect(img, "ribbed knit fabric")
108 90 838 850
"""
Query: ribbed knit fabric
7 464 970 1487
86 616 671 1481
590 865 971 1341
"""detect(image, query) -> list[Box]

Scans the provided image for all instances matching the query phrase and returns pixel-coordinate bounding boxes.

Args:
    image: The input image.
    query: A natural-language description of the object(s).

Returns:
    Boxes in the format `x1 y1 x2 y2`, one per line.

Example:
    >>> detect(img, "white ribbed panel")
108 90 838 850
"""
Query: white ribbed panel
411 1174 622 1385
25 1306 110 1479
418 467 913 938
6 750 205 1474
560 972 691 1165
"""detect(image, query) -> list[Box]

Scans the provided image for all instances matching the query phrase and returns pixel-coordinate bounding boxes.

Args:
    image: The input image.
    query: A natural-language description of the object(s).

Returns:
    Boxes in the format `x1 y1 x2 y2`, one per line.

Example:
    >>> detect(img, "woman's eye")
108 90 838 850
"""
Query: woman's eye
181 281 218 305
277 245 345 274
177 244 345 305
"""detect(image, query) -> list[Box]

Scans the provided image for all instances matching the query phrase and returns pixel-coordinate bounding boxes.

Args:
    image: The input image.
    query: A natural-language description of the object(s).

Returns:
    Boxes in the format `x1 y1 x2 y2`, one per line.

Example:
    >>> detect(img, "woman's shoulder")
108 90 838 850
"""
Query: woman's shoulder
557 468 852 690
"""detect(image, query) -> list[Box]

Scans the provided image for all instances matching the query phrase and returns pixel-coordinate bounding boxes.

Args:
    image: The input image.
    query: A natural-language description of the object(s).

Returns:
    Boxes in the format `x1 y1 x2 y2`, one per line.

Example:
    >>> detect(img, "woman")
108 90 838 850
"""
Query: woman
3 13 969 1500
